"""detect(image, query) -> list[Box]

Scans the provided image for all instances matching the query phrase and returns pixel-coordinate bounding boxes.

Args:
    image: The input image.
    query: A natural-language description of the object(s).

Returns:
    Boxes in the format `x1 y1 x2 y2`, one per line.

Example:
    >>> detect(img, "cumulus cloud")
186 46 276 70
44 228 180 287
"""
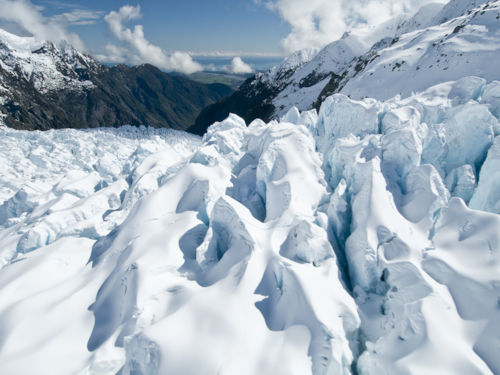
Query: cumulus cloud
94 44 128 64
0 0 85 49
102 5 202 74
262 0 448 53
224 57 253 74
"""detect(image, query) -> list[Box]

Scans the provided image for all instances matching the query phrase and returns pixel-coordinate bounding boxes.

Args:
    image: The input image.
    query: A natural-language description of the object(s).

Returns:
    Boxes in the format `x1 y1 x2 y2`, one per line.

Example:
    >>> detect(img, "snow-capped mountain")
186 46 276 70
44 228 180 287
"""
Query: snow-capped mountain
0 0 500 374
195 0 499 128
0 75 499 374
0 29 232 131
0 29 101 94
338 0 499 101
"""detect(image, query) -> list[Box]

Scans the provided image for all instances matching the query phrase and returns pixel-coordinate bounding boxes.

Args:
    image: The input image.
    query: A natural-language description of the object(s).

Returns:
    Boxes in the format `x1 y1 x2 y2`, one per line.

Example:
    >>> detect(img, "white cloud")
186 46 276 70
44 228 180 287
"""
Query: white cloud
102 5 202 74
262 0 448 53
51 9 105 26
0 0 85 50
223 57 253 74
188 50 284 57
95 44 128 64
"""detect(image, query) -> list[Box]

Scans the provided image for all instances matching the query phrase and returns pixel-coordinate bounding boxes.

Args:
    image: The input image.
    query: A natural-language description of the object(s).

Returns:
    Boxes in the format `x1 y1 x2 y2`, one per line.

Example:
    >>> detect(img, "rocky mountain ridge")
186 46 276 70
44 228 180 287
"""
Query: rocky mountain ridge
0 29 232 131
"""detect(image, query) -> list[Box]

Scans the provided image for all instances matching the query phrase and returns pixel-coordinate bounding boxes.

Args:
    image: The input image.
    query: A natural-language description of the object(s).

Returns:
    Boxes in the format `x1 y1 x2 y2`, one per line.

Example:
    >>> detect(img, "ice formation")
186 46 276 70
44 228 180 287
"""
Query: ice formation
0 77 499 375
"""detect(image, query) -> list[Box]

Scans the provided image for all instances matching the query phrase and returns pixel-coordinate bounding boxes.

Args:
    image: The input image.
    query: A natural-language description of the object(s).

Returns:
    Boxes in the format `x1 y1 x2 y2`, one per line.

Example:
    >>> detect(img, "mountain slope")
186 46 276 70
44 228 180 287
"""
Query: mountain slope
337 0 499 100
194 0 499 131
0 29 232 131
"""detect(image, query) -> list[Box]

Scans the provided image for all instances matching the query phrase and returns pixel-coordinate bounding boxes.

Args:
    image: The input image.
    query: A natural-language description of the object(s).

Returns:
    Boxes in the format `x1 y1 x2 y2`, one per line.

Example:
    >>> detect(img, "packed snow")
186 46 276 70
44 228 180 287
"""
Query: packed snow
0 76 499 374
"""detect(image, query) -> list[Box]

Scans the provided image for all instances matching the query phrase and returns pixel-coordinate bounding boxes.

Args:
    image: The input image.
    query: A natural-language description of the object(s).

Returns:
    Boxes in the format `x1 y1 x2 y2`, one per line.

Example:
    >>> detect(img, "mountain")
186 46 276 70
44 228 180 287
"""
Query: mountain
0 73 499 374
0 29 232 131
194 0 498 132
0 0 500 373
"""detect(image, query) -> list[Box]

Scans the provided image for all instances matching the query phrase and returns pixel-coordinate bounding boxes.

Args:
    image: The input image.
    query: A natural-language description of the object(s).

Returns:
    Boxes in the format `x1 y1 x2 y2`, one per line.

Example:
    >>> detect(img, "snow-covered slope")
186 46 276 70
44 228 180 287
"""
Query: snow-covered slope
0 76 499 374
270 34 366 115
213 0 499 122
340 0 500 100
0 28 100 95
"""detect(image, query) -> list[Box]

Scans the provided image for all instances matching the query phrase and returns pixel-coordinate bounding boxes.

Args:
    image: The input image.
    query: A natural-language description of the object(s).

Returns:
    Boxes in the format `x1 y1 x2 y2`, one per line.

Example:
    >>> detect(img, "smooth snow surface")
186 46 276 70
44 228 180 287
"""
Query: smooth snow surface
1 78 500 375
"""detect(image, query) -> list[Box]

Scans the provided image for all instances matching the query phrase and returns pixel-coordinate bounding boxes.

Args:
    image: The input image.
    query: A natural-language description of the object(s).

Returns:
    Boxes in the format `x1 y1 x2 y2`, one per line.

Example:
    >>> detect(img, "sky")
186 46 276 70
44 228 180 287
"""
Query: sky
0 0 448 74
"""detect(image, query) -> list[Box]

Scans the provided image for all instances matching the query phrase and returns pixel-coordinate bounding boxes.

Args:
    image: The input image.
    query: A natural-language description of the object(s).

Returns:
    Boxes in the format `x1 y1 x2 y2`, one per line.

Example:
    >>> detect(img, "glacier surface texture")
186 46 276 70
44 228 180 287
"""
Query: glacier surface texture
0 77 500 374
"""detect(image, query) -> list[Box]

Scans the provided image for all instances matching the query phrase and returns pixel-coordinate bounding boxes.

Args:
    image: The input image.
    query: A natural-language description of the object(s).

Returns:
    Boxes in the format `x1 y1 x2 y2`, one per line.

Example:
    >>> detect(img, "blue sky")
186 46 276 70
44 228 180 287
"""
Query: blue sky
25 0 290 55
0 0 447 73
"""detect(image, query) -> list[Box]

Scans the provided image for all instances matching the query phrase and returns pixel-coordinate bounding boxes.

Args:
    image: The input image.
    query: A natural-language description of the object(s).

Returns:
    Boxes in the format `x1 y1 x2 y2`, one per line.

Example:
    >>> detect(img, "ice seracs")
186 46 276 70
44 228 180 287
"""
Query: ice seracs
470 136 500 213
0 75 499 374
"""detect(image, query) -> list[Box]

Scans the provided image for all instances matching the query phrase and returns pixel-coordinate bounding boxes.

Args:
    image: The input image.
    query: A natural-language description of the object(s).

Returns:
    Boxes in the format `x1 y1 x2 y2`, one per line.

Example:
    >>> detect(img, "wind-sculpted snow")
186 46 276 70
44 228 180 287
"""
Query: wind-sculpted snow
0 77 500 375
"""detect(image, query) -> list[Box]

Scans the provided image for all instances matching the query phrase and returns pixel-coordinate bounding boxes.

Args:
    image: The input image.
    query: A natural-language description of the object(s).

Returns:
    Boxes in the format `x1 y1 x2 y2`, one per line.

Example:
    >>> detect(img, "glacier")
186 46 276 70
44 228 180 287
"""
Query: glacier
0 76 500 375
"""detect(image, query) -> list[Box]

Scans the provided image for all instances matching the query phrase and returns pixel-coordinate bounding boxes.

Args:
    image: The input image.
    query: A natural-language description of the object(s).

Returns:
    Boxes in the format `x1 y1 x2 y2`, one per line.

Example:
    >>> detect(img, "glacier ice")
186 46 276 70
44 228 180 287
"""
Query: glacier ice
316 94 379 153
0 77 499 375
481 81 500 119
445 164 476 203
449 76 487 105
470 136 500 213
402 164 450 223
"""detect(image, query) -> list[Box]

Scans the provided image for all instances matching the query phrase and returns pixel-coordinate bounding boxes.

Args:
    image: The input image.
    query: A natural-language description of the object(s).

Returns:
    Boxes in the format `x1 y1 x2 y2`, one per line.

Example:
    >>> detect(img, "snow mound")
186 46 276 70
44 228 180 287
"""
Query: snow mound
0 78 499 374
